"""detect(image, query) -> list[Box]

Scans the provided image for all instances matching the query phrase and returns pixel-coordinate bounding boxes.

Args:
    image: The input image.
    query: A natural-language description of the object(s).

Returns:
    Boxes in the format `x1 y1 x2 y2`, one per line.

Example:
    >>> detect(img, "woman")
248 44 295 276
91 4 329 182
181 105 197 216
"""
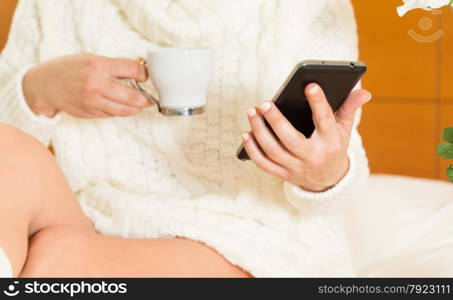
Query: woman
0 0 452 277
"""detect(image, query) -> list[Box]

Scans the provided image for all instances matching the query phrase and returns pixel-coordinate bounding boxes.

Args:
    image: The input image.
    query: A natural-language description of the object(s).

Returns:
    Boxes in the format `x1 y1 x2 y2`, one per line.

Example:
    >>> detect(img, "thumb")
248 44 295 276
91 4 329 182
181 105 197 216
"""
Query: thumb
336 89 372 132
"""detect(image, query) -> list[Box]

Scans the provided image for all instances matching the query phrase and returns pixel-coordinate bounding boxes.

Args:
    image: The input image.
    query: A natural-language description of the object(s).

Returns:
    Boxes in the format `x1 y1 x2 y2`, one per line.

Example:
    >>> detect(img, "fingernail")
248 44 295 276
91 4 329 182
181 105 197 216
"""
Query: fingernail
260 102 272 113
243 133 250 141
308 84 320 95
365 92 373 102
248 108 256 118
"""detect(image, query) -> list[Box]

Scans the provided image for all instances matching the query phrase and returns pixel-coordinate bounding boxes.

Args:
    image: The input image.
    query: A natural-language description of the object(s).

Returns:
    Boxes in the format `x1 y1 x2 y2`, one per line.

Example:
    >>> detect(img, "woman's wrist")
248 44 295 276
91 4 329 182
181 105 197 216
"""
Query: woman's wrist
22 66 58 118
297 155 350 193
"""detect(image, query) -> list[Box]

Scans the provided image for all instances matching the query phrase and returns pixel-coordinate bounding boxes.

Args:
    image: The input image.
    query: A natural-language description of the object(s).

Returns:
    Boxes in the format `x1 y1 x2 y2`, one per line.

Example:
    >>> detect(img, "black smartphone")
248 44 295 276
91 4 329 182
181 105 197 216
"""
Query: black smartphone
236 60 367 161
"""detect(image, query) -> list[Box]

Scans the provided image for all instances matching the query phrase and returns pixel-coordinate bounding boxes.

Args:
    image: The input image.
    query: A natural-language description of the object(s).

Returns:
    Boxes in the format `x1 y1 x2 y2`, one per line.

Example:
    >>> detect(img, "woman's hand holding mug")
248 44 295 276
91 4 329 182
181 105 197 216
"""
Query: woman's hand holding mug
23 53 151 118
23 48 214 119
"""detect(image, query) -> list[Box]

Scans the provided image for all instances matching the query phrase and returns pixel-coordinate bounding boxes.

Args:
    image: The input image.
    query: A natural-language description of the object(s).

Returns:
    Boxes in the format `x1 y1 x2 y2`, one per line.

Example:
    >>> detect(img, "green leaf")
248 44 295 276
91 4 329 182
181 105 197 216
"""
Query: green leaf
447 165 453 183
437 143 453 159
443 127 453 144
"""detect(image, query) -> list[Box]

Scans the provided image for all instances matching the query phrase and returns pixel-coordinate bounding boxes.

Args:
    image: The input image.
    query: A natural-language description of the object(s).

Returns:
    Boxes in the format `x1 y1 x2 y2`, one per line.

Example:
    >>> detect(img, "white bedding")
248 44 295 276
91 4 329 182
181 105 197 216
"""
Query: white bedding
346 175 453 277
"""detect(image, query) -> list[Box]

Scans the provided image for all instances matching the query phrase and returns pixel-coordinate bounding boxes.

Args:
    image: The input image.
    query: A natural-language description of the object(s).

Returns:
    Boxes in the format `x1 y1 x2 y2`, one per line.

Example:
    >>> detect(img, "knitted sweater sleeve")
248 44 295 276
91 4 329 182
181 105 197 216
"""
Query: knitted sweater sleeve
0 0 60 146
283 109 370 215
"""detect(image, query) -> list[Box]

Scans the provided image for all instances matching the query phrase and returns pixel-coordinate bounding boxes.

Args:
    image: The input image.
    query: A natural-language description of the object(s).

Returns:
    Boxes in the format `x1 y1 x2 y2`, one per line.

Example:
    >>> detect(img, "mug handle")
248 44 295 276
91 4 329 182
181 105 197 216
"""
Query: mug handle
129 59 161 111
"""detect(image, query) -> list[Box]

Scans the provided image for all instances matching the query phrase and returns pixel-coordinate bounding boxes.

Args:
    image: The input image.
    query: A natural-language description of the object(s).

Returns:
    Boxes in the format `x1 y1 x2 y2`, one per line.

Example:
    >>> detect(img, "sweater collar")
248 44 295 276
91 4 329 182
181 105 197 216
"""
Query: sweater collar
112 0 266 46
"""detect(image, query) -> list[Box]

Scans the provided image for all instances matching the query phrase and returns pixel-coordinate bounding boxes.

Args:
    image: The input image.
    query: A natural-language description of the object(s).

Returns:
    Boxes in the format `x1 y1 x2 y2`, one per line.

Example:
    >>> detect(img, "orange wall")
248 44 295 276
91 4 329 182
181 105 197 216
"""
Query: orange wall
0 0 18 50
1 0 451 181
352 0 452 181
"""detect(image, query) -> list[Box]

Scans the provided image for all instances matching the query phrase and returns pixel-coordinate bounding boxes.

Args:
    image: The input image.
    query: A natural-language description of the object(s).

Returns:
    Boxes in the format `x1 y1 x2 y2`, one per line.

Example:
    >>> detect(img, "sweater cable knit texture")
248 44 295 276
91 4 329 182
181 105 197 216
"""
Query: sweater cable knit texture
0 0 370 276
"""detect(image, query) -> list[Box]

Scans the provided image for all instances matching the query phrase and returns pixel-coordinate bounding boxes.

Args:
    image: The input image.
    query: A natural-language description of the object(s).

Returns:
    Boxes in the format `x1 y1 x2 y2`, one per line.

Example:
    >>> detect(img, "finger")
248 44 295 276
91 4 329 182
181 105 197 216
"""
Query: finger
105 57 147 82
86 108 119 119
102 81 151 109
242 132 289 180
65 104 110 119
85 110 110 118
85 112 111 119
336 89 372 133
248 107 300 167
305 83 336 136
258 102 308 157
95 98 141 117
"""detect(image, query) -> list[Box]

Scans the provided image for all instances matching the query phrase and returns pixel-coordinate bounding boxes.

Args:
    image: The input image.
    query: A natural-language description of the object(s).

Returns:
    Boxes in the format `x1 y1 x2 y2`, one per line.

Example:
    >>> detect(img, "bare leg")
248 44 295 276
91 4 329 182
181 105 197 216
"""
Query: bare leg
0 124 249 278
21 227 249 277
0 124 92 276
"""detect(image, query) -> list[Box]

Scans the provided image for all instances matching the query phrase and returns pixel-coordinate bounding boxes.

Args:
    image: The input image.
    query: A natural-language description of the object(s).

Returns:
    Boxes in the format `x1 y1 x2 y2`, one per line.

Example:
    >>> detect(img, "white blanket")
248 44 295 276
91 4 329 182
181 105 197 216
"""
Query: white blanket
347 175 453 277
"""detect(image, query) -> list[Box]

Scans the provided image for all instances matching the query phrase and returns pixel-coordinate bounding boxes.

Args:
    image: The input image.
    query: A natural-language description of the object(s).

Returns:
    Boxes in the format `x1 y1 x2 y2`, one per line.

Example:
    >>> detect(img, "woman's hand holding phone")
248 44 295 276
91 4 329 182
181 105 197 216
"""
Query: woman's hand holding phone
242 83 372 192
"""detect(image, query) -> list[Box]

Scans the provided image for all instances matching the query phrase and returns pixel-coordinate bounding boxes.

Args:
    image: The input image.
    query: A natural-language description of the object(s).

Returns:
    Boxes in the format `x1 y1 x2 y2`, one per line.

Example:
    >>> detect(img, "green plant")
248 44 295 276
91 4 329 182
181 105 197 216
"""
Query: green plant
437 127 453 182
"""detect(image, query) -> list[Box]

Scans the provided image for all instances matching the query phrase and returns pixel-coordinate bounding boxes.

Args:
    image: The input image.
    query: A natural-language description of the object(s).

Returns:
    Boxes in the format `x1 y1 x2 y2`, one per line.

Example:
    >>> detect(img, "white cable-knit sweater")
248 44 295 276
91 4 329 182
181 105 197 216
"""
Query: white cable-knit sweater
0 0 369 276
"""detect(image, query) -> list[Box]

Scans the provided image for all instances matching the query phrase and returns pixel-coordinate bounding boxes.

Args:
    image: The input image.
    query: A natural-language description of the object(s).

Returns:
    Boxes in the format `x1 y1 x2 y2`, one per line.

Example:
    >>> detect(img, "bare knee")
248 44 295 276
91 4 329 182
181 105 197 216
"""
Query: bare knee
0 124 90 233
0 123 55 187
0 124 51 161
0 125 55 226
20 226 93 277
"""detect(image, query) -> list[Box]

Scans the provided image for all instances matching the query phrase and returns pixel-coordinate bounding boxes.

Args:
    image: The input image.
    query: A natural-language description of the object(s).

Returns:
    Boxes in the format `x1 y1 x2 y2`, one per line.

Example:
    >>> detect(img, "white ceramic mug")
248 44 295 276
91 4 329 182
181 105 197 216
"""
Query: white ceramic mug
131 48 215 116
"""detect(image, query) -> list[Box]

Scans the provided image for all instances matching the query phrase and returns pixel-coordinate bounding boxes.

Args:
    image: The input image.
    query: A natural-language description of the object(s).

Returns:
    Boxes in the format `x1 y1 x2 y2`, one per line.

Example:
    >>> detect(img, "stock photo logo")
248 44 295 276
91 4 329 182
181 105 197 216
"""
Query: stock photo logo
408 9 444 42
1 281 128 298
3 281 20 297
